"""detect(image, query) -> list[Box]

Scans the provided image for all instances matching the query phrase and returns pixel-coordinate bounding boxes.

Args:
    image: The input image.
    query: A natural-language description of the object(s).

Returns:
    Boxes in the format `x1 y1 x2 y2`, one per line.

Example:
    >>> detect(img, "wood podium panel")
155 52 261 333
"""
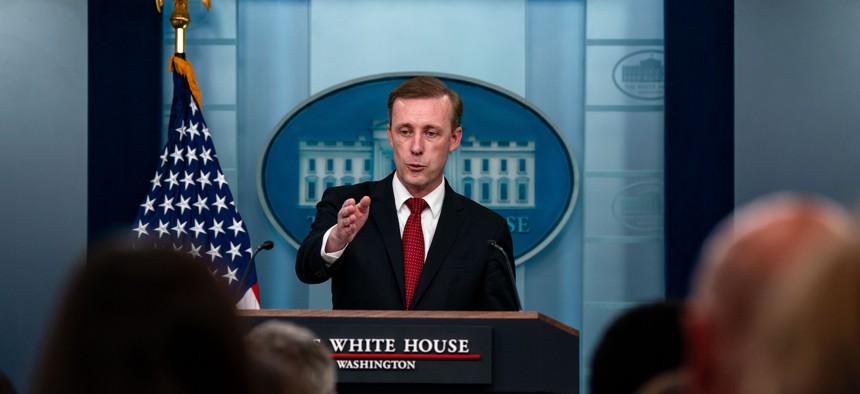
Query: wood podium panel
239 310 579 394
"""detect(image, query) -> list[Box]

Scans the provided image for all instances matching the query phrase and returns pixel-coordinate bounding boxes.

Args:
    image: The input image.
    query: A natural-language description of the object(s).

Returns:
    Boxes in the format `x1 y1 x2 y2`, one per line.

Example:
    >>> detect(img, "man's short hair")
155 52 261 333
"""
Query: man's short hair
245 321 336 394
387 76 463 130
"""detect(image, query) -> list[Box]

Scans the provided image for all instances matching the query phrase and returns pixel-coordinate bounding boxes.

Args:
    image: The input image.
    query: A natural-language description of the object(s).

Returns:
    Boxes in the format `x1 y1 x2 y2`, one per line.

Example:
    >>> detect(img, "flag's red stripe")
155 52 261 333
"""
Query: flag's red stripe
251 283 260 301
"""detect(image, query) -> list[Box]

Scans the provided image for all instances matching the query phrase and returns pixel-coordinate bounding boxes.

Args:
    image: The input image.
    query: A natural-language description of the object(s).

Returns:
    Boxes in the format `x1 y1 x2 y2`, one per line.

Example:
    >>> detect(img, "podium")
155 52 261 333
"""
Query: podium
239 310 579 394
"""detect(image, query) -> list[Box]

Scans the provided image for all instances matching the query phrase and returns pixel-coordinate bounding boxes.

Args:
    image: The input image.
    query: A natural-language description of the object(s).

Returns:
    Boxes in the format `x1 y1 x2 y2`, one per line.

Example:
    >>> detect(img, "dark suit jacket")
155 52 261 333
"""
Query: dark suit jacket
296 173 519 311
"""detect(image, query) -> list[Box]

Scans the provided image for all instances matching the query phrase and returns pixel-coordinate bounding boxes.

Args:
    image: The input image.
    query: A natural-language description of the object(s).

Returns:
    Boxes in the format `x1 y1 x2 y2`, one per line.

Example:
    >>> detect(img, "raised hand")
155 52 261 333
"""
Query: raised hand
325 196 371 253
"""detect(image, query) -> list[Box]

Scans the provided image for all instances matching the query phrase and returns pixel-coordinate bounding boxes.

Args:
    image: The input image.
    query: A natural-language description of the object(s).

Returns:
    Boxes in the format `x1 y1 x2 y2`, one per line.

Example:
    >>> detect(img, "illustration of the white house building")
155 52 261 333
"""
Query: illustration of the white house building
622 57 664 83
298 120 535 209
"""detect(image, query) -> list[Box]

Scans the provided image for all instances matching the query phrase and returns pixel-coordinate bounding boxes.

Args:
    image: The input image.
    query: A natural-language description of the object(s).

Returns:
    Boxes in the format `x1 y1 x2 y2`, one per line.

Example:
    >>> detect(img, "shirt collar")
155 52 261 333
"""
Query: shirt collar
392 175 445 218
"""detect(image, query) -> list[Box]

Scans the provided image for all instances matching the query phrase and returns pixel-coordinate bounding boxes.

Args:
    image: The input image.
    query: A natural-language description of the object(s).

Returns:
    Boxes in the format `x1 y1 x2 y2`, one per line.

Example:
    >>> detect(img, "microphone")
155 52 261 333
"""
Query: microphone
235 240 274 300
487 240 522 311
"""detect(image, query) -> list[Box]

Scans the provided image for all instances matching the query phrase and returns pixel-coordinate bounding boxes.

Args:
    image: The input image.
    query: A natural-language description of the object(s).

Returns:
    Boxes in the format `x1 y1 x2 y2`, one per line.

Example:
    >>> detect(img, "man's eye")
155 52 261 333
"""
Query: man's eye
399 129 412 136
425 131 439 138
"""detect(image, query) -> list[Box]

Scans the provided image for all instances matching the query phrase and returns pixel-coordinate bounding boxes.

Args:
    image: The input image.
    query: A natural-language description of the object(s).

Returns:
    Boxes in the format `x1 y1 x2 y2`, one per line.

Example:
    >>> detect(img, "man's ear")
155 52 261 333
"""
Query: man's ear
449 127 462 152
684 312 715 394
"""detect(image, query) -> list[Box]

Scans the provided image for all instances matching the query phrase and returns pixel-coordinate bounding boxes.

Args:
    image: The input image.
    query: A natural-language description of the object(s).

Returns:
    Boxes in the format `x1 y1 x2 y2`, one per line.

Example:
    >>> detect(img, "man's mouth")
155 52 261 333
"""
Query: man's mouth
406 164 425 171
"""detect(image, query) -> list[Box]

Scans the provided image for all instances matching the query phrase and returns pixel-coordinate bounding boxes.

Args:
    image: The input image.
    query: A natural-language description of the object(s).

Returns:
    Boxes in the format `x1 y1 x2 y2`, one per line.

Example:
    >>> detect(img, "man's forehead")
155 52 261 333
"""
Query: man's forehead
390 97 453 124
392 95 452 108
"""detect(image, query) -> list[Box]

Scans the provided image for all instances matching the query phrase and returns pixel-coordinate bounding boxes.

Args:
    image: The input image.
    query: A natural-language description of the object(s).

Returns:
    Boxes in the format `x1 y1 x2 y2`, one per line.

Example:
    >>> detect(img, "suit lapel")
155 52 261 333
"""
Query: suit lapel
410 181 464 309
367 173 407 306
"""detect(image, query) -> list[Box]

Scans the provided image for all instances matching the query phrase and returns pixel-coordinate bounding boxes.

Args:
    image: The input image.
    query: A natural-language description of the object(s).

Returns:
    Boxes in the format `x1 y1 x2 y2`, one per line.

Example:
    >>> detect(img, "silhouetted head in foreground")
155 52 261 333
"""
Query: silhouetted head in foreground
31 246 255 394
590 300 686 394
245 320 337 394
685 193 853 394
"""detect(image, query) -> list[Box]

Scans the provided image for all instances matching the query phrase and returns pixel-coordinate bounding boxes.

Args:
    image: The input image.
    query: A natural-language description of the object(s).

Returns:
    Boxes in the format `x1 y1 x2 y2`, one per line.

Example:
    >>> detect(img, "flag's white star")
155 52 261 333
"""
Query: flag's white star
160 148 169 166
187 121 200 139
172 220 188 237
175 120 187 140
181 171 195 190
170 145 184 164
185 146 198 164
214 171 228 189
246 247 253 256
212 195 228 214
206 243 222 262
155 220 170 238
228 218 246 236
227 242 243 261
197 171 211 190
172 243 183 252
140 195 156 215
188 243 203 258
165 170 180 190
209 219 225 238
189 96 198 116
193 195 209 214
132 220 149 238
200 147 213 166
202 125 211 141
176 195 191 214
190 219 206 238
222 266 238 284
158 196 175 214
150 171 162 191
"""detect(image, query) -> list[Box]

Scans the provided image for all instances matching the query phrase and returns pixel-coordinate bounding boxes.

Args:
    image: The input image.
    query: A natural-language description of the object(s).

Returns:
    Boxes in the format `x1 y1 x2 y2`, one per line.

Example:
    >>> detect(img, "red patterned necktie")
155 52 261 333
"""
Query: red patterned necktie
403 197 428 309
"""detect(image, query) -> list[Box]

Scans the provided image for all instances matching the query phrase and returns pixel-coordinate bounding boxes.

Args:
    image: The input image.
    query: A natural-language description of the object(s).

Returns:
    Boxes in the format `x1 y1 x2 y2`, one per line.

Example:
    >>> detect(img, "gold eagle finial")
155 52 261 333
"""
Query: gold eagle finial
156 0 211 29
156 0 210 54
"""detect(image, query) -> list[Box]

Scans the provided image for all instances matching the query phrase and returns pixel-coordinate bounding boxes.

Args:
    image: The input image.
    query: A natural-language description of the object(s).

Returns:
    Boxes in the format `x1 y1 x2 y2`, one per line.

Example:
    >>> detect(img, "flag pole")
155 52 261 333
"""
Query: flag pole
156 0 208 110
155 0 212 55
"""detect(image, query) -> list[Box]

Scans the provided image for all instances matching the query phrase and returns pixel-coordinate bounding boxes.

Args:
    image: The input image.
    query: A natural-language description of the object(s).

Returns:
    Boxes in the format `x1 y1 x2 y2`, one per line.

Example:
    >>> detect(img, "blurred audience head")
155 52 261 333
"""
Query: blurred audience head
590 300 686 394
740 236 860 394
31 244 255 394
0 369 16 394
685 193 853 394
245 320 336 394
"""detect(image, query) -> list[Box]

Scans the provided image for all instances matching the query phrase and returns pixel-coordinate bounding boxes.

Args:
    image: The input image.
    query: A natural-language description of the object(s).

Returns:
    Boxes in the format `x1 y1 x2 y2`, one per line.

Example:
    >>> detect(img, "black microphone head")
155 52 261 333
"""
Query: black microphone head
261 240 274 250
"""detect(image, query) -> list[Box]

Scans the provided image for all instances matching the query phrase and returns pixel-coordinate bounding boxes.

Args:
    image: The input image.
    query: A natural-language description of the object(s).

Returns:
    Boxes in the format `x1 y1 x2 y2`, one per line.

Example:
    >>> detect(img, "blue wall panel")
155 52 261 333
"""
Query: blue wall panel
1 0 88 390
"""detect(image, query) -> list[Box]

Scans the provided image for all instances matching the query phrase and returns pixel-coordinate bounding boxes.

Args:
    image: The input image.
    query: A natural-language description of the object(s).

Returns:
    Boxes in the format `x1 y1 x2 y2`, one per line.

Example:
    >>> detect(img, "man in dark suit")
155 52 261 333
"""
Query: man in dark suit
296 76 519 311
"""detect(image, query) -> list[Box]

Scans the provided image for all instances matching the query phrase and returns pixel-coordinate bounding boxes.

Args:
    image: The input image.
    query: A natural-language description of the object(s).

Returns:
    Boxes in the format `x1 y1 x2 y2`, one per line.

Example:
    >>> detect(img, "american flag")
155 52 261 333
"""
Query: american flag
131 56 260 309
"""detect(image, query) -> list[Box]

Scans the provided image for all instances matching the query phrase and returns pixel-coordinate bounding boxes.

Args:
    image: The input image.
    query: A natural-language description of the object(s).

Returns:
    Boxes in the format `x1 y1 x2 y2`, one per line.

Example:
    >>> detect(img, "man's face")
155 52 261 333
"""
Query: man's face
387 96 462 198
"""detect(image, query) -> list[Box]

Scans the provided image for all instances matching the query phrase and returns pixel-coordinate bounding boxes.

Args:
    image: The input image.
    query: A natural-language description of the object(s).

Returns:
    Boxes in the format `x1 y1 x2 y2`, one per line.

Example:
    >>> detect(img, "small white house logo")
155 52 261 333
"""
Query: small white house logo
258 73 579 265
612 50 664 100
611 181 664 232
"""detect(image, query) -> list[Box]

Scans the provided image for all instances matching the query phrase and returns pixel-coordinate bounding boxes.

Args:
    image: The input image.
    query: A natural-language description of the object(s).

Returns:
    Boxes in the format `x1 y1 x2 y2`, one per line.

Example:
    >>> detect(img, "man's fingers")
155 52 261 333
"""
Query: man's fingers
355 196 371 213
334 197 369 243
339 199 356 220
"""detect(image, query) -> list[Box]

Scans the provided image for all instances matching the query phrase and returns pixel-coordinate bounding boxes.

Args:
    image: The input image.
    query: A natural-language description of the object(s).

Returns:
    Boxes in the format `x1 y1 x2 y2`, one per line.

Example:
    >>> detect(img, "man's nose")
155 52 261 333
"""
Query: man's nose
410 134 423 154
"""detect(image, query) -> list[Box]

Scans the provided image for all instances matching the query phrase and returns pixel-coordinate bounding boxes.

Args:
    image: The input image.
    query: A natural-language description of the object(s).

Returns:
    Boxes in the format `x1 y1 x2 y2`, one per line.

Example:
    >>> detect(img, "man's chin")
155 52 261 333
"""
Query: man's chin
404 177 427 189
399 175 437 194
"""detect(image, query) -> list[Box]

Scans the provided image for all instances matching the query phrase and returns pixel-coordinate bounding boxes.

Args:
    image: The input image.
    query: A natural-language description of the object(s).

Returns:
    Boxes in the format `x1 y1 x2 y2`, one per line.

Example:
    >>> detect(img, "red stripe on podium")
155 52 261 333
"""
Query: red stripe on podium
332 353 481 360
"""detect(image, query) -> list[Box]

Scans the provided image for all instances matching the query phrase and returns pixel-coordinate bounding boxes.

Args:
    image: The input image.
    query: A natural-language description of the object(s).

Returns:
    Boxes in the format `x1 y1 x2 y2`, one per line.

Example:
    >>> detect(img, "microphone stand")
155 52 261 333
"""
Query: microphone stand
235 240 273 301
488 240 522 311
